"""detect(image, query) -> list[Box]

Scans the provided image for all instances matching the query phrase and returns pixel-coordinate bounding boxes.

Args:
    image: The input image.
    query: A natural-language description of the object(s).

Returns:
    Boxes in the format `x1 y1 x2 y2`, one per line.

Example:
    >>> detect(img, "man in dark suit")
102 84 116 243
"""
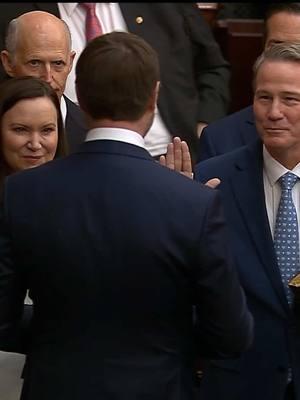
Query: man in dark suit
197 3 300 162
0 31 253 400
0 10 86 153
0 2 230 162
195 42 300 400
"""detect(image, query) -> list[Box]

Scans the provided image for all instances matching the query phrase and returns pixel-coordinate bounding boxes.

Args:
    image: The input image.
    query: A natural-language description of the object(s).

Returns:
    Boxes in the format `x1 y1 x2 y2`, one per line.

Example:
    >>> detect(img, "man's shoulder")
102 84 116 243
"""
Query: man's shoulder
205 105 254 133
195 143 251 179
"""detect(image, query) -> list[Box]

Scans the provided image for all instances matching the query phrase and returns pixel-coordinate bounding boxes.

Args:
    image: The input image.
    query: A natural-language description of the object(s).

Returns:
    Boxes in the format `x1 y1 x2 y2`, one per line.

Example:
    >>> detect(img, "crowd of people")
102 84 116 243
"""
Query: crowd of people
0 3 299 400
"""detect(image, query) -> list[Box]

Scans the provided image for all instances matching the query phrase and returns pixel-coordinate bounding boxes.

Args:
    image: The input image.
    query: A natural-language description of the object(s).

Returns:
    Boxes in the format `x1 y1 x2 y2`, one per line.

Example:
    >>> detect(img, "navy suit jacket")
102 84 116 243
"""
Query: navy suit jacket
197 105 258 162
0 2 230 160
0 139 252 400
195 139 300 400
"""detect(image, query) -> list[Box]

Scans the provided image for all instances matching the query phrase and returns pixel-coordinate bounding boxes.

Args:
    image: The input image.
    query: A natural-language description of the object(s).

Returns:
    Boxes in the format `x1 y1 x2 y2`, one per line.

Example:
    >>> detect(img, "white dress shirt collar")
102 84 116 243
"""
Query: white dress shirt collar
59 3 115 16
85 127 146 149
60 95 67 126
263 145 300 185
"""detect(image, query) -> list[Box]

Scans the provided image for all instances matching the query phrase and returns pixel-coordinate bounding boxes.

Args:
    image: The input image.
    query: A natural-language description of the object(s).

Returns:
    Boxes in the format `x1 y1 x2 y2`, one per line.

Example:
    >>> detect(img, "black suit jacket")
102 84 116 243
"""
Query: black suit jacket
0 2 230 160
0 139 253 400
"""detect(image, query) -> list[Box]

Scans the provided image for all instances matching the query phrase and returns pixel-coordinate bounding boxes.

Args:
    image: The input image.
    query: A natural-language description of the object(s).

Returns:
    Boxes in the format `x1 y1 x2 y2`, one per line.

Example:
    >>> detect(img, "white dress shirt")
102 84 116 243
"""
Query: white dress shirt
57 2 172 157
60 95 67 126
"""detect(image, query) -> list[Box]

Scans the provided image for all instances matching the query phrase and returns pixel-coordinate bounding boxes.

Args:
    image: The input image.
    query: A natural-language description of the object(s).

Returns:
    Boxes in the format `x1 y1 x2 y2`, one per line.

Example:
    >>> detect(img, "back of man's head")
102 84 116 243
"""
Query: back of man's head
75 31 160 122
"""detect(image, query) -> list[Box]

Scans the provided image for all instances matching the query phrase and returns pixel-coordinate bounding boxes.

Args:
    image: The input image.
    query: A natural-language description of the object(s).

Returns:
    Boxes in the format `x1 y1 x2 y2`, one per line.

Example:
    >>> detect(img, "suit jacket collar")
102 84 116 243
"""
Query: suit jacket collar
231 139 291 314
76 139 154 162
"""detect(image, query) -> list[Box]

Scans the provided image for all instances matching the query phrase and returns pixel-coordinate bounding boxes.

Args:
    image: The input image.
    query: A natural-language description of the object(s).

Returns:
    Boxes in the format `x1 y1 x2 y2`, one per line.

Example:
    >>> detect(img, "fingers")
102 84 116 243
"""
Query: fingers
162 136 194 179
165 142 175 170
181 140 193 175
205 178 221 189
173 136 183 172
159 155 166 167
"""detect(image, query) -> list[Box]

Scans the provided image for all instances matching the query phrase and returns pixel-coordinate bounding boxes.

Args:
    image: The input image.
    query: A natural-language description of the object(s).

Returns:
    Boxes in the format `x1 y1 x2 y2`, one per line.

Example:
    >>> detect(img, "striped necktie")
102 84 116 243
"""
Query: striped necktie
80 3 103 42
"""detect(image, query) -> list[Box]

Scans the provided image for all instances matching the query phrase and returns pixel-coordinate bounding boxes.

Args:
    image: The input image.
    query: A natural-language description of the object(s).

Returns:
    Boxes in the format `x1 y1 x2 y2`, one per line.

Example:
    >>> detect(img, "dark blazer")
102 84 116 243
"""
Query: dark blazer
0 2 230 160
195 139 300 400
197 105 258 162
0 139 252 400
64 96 87 153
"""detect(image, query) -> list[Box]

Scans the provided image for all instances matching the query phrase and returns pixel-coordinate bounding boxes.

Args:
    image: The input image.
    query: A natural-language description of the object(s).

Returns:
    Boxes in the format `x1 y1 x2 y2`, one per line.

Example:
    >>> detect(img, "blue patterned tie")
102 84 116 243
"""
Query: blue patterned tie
274 172 300 305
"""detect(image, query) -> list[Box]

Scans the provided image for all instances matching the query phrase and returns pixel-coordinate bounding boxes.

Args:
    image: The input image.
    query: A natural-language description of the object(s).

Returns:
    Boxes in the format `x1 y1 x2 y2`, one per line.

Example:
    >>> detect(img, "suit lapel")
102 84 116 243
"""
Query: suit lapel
230 140 290 313
119 4 144 34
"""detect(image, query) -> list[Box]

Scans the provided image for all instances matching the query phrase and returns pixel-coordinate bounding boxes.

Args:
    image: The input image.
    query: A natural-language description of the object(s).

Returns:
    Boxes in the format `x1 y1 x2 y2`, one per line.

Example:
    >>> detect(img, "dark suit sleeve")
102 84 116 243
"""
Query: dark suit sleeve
179 3 231 122
0 192 27 351
192 189 253 357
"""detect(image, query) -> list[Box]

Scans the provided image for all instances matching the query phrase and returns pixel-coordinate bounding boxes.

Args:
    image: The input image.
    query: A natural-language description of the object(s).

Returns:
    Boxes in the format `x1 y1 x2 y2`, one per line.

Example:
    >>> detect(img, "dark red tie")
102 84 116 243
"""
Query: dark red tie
80 3 103 42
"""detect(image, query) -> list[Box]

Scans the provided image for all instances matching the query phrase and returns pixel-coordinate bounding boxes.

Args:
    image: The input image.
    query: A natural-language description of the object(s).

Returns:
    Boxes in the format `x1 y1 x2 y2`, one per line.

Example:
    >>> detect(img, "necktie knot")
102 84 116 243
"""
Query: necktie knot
81 3 96 14
279 172 298 191
80 3 103 42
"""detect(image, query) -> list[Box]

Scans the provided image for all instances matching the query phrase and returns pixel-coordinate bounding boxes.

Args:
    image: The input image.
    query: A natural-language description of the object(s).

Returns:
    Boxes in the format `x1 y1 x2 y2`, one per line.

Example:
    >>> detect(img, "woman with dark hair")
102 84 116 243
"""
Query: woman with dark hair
0 75 67 191
0 76 67 400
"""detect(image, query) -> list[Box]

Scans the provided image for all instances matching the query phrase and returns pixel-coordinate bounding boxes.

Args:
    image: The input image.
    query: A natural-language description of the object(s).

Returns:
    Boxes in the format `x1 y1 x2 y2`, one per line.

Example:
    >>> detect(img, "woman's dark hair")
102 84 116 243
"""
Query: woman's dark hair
0 76 67 187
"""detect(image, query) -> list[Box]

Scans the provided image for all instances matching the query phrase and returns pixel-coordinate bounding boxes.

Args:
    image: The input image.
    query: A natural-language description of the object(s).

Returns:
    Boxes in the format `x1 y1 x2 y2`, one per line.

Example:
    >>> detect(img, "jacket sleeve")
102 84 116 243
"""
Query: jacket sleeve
192 189 253 357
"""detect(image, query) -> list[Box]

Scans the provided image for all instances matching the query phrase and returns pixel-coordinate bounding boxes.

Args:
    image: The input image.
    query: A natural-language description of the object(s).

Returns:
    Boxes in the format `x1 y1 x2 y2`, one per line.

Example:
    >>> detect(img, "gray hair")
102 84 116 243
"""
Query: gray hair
253 42 300 85
5 16 72 55
5 18 18 53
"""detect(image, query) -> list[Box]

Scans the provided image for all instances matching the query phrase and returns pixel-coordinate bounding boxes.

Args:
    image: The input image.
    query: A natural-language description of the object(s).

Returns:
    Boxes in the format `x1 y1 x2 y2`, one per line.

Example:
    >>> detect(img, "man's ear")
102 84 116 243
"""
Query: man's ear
0 50 15 77
148 81 160 112
154 81 160 105
68 50 76 73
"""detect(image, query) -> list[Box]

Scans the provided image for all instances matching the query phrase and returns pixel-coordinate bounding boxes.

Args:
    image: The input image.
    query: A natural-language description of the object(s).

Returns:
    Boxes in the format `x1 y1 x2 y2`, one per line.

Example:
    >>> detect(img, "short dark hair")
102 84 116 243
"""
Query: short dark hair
0 76 67 186
264 3 300 46
75 31 160 121
265 3 300 21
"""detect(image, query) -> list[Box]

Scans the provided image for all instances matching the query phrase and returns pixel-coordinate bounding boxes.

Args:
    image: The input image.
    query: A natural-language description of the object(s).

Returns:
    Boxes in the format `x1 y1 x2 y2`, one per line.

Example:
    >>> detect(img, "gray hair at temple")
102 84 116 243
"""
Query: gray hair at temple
5 16 72 55
253 42 300 87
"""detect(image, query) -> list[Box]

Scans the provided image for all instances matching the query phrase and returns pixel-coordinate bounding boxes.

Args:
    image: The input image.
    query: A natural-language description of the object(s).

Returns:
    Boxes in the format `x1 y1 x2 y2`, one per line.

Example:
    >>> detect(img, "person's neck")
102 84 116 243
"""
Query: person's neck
267 148 300 170
87 118 146 137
